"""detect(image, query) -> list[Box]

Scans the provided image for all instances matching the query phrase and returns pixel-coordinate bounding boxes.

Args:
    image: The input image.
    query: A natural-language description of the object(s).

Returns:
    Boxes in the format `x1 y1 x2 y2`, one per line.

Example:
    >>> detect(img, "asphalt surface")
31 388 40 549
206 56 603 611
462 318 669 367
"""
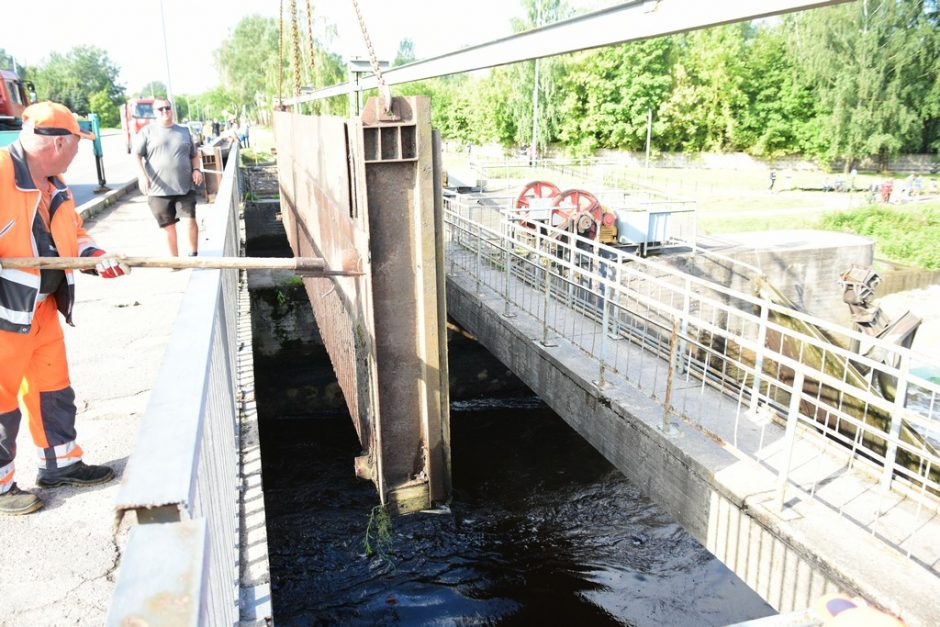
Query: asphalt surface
0 189 208 624
66 130 141 208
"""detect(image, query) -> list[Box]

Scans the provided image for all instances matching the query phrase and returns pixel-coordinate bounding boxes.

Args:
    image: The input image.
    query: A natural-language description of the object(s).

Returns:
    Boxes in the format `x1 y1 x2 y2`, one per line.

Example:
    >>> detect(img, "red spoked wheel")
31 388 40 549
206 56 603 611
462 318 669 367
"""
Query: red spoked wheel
515 180 561 209
553 189 601 215
515 180 560 228
551 189 601 238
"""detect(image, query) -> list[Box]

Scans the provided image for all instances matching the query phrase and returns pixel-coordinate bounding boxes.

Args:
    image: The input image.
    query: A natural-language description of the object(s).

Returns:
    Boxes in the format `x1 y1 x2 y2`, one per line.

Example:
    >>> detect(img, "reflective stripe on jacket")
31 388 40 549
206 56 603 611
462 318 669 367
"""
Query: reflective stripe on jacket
0 141 101 333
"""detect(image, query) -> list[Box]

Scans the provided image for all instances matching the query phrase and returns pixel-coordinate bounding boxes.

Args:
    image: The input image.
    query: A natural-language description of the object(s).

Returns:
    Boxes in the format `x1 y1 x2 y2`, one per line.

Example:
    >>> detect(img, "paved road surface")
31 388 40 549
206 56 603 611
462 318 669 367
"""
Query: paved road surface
0 193 197 624
66 130 140 207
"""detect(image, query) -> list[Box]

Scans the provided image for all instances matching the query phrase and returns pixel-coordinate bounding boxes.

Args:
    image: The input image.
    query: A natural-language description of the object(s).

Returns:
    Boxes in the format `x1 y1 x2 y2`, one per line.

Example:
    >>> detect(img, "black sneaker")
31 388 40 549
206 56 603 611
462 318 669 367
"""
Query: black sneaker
0 483 44 515
36 461 114 488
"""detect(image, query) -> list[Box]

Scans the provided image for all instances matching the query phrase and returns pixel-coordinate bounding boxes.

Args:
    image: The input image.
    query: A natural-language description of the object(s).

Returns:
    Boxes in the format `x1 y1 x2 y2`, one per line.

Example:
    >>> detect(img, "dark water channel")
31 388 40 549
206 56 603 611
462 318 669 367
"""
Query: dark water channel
257 338 775 626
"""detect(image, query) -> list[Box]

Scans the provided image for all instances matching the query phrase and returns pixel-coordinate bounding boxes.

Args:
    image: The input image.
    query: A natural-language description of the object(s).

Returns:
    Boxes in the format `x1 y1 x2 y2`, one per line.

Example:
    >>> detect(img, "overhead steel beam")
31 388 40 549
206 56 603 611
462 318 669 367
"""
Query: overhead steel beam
284 0 850 105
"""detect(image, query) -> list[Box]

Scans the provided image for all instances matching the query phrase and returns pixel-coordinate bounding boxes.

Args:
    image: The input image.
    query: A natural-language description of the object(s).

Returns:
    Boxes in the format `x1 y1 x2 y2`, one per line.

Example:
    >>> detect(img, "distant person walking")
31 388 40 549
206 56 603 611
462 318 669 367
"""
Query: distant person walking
0 102 130 515
134 98 204 257
768 169 777 191
239 120 250 148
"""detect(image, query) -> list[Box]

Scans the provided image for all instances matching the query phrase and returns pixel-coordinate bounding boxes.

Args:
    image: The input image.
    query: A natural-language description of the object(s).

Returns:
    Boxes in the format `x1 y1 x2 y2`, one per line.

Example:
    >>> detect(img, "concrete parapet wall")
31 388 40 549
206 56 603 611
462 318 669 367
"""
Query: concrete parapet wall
666 231 873 330
875 264 940 297
446 271 940 625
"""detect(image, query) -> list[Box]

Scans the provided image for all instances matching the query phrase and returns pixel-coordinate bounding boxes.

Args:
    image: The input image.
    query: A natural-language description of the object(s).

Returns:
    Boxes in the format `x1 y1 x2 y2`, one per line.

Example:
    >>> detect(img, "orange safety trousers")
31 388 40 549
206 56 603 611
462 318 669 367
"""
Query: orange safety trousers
0 298 83 492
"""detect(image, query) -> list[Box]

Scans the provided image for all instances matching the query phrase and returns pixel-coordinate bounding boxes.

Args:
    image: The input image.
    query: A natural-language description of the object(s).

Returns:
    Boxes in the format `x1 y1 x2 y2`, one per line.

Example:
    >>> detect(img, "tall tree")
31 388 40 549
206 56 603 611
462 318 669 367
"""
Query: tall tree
215 15 283 115
29 46 124 118
786 0 940 169
394 38 417 66
503 0 573 152
136 81 168 99
0 49 26 76
556 38 673 154
658 25 751 152
190 87 238 123
734 25 819 157
214 14 345 117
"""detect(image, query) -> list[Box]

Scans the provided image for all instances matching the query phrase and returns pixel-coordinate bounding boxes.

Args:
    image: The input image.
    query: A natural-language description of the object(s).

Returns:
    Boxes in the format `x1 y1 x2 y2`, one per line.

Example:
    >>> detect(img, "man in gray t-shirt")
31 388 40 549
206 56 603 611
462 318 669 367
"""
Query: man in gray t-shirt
134 98 205 256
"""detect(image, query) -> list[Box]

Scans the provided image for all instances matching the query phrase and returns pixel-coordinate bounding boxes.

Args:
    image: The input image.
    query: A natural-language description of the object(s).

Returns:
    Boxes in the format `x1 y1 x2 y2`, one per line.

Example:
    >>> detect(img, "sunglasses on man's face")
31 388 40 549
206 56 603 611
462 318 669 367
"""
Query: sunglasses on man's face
157 106 172 112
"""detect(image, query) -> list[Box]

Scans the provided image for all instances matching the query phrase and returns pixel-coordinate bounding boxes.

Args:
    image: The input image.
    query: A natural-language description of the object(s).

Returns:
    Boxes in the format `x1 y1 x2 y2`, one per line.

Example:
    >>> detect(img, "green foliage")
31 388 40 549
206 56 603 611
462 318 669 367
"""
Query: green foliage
214 15 280 111
363 504 393 561
735 25 818 157
657 25 753 152
88 89 120 128
240 148 274 166
401 0 938 167
136 81 167 99
28 46 125 116
213 14 346 117
556 38 673 153
0 49 26 75
189 87 238 122
393 38 417 66
785 1 940 168
821 204 940 269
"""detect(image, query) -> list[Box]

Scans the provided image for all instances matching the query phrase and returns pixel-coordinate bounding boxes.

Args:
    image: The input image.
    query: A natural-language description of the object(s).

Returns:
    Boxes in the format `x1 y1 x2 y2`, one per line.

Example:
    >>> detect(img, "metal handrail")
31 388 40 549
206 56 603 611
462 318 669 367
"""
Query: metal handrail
443 194 940 565
110 146 243 625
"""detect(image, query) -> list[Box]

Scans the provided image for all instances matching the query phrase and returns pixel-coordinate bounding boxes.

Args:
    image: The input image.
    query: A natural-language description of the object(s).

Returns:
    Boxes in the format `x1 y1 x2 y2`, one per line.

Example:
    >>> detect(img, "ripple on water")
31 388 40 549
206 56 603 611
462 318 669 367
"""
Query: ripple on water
261 402 775 625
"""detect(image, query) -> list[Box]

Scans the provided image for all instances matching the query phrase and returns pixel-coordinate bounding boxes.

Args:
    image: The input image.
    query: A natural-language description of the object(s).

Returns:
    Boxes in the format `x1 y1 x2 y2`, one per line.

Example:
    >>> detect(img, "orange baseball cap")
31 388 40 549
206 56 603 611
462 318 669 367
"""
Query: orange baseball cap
22 101 96 140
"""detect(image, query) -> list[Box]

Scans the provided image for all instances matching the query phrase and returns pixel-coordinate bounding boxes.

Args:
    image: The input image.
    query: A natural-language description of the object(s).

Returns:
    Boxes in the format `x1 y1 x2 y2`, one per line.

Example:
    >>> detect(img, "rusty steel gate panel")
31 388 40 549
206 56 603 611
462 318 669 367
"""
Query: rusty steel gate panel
274 96 450 514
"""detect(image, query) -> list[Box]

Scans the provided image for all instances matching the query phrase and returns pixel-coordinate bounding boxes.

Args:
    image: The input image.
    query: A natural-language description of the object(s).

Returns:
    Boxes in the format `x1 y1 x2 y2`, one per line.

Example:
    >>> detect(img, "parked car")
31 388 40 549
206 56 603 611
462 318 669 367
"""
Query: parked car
185 121 204 146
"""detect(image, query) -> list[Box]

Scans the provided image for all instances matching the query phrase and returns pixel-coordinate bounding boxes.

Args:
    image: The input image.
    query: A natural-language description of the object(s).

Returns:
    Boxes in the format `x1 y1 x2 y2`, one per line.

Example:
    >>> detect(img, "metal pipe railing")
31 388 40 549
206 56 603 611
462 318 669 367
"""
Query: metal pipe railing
442 192 940 564
110 146 244 625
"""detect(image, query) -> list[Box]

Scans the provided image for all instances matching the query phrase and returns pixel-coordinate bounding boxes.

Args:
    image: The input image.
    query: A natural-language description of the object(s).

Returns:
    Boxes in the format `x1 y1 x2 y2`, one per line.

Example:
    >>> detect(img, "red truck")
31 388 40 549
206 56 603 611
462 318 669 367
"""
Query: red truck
0 68 33 131
121 97 156 153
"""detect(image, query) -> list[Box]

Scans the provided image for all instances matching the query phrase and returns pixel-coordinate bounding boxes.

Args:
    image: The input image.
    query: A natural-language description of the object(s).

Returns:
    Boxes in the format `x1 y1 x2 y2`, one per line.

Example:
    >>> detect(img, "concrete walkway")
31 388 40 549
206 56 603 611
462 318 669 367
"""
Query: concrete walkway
0 187 209 625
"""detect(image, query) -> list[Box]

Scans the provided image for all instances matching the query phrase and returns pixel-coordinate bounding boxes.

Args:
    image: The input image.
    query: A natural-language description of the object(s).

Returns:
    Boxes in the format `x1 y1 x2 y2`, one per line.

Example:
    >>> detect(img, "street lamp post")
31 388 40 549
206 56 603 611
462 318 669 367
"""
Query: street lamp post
159 0 174 106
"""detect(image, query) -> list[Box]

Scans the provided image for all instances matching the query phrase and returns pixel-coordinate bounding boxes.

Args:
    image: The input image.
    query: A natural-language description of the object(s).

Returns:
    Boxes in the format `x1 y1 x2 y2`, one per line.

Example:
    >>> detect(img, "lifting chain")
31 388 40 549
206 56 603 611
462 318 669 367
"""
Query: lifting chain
289 0 303 98
277 0 285 107
349 0 392 112
306 0 316 77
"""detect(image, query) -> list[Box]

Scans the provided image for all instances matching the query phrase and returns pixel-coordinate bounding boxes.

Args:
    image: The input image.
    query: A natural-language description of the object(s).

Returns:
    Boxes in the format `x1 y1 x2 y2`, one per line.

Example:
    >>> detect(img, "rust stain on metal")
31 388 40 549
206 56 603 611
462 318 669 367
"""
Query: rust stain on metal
273 97 450 514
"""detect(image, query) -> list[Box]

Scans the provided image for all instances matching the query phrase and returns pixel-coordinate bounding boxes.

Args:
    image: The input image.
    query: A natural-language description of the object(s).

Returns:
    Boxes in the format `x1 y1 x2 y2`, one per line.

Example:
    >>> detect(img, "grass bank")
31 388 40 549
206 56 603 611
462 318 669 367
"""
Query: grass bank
821 204 940 270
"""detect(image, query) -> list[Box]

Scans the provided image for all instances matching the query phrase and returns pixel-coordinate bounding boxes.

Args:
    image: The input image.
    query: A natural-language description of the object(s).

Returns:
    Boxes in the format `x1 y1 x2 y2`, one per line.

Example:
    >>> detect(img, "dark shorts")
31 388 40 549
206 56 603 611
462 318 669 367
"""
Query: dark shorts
148 191 197 228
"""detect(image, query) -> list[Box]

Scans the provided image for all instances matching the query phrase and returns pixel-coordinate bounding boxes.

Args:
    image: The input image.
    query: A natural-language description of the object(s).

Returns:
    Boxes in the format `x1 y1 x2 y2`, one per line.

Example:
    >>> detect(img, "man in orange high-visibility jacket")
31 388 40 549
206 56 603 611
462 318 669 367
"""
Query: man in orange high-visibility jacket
0 102 131 516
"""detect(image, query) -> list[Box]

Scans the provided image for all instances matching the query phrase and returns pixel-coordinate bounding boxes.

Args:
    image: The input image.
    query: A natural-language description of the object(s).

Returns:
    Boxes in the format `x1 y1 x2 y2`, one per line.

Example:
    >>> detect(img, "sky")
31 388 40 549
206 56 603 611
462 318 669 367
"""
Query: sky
0 0 556 96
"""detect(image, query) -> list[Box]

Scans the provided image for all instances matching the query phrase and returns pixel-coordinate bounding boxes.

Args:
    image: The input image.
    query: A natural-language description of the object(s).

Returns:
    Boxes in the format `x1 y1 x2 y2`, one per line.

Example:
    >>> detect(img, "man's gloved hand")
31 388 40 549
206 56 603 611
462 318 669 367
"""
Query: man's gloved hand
87 250 130 279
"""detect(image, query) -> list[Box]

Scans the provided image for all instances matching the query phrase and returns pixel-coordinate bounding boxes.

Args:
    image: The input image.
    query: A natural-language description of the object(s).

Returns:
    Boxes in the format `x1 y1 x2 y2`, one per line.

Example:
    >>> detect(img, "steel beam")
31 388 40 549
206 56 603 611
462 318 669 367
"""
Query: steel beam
274 97 450 514
360 96 451 512
284 0 850 105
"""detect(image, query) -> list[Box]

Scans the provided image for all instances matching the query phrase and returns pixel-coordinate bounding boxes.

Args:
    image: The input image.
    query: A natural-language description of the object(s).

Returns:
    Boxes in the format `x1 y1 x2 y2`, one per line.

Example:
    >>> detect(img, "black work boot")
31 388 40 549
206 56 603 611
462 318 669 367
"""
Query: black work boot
0 483 44 515
36 461 114 488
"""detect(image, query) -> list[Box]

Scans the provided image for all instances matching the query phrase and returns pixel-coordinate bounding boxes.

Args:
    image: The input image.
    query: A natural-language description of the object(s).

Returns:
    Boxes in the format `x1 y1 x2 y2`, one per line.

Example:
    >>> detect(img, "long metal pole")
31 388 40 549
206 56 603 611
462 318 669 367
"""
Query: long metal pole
0 256 362 276
644 107 652 169
159 0 174 105
530 3 542 165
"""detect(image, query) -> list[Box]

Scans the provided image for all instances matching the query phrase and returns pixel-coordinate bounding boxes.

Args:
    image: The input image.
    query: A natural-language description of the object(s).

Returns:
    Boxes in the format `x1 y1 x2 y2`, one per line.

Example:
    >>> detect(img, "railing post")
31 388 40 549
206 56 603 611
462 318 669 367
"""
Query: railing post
678 275 691 374
540 230 556 347
594 296 611 389
776 370 805 511
475 209 483 294
661 319 679 435
502 221 515 318
749 302 769 414
880 353 911 496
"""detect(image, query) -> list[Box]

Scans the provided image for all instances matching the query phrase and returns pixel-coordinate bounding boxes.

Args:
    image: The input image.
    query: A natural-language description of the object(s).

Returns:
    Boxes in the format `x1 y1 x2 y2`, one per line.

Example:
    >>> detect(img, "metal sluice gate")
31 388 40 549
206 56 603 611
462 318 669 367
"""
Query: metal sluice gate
273 96 451 514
